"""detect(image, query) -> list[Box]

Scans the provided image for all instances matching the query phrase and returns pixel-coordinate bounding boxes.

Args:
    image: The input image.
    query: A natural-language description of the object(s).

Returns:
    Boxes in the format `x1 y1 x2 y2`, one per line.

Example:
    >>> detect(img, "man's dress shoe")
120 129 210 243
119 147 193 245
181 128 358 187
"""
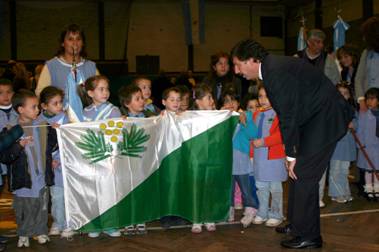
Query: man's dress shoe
281 236 323 249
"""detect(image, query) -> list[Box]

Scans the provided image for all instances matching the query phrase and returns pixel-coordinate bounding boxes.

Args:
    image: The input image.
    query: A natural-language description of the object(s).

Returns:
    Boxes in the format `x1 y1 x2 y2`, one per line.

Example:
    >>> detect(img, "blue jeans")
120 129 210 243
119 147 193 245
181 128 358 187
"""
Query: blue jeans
50 186 66 230
328 160 351 198
249 175 259 208
255 181 283 220
231 175 258 208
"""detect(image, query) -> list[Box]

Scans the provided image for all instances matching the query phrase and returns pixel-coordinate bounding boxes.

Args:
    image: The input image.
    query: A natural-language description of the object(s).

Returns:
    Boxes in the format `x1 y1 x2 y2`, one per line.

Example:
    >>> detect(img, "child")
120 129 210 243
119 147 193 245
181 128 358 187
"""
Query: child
328 83 357 203
177 85 191 112
118 84 149 235
160 87 191 229
191 84 216 233
0 79 18 193
192 84 214 110
357 87 379 198
80 76 122 238
38 86 74 238
81 75 121 122
221 92 259 227
244 95 259 114
251 86 287 227
133 76 160 115
162 87 181 113
3 90 49 247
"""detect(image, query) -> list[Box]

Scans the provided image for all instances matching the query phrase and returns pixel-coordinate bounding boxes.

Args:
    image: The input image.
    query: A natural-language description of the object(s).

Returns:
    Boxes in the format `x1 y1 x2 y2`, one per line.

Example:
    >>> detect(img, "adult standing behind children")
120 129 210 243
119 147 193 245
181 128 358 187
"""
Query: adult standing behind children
294 29 340 85
35 24 99 122
231 39 353 249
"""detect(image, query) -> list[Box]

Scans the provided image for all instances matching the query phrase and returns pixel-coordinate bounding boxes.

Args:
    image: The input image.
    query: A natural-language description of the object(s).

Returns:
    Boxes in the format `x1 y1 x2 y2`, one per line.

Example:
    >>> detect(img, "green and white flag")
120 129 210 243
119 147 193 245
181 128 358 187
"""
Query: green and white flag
57 110 238 232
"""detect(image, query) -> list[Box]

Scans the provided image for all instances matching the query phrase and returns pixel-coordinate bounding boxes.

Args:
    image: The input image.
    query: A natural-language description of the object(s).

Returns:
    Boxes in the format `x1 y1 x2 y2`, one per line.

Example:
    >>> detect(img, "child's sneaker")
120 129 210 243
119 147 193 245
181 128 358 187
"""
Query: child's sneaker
319 200 326 208
136 224 147 235
88 232 100 238
37 234 50 244
17 236 29 248
49 226 61 236
331 197 348 203
265 218 282 227
228 207 235 222
191 224 202 234
103 229 121 237
124 225 135 236
205 223 216 232
240 207 256 228
61 228 74 239
252 216 267 225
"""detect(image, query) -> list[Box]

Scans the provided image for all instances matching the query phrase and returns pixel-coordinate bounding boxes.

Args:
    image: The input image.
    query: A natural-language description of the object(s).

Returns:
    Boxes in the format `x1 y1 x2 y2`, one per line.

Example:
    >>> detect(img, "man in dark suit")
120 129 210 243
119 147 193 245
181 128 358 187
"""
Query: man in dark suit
231 39 353 249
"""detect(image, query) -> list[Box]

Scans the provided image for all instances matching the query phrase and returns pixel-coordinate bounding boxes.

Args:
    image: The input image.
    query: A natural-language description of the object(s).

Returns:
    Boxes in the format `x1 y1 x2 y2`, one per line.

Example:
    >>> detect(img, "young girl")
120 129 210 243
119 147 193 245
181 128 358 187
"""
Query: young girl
81 75 121 122
133 76 160 115
221 92 259 227
191 84 216 233
38 86 73 238
252 86 287 227
118 84 149 234
357 87 379 198
244 95 259 114
328 83 357 203
80 75 122 238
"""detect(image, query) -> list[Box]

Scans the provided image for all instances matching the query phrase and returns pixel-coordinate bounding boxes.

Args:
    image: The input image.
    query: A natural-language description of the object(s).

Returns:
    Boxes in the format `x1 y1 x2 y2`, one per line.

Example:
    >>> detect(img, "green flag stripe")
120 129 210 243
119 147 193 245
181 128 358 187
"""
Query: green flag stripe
80 116 238 232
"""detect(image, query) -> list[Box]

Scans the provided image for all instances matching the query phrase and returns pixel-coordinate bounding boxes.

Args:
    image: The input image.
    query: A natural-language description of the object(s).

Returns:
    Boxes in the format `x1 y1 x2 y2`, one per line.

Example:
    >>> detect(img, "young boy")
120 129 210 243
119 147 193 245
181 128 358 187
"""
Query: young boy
0 78 18 201
2 90 50 247
162 87 181 113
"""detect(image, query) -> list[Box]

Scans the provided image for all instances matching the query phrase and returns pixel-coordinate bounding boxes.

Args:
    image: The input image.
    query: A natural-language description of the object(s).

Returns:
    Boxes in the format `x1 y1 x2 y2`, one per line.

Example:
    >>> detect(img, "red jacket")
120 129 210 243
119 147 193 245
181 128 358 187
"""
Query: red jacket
250 109 286 160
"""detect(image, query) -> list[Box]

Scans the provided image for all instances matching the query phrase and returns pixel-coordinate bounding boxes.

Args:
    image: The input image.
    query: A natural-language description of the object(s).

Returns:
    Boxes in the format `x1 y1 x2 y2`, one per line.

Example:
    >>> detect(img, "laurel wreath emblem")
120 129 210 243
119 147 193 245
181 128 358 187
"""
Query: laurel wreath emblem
76 121 150 164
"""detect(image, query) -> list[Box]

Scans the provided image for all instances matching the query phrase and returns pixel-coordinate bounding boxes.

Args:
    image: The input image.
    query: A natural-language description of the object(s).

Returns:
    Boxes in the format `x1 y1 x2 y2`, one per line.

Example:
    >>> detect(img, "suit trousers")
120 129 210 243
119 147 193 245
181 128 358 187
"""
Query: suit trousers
287 142 336 240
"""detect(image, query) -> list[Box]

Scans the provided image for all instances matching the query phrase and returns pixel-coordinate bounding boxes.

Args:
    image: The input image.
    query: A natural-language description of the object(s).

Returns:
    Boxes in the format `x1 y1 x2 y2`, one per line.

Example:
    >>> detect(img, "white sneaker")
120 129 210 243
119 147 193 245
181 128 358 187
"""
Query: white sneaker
252 216 267 225
17 236 29 248
265 218 282 227
191 223 202 234
61 228 75 238
240 207 256 228
228 207 235 222
204 222 216 232
136 224 147 235
49 226 61 236
88 232 100 238
103 229 121 237
319 200 326 208
37 234 50 244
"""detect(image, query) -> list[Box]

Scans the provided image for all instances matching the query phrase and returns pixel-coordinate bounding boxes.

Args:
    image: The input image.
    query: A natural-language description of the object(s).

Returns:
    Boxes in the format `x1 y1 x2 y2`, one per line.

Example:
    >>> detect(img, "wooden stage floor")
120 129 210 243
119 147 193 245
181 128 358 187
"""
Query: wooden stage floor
0 182 378 251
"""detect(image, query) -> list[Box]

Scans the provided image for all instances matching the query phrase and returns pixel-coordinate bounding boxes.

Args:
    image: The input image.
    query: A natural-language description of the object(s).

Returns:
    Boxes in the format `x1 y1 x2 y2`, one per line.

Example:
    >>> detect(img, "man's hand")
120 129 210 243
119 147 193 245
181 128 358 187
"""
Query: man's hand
286 159 297 180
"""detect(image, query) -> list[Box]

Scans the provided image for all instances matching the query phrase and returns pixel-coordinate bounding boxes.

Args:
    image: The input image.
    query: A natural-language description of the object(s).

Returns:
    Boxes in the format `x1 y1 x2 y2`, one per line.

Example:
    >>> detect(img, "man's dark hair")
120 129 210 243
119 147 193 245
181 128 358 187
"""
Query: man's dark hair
231 39 269 62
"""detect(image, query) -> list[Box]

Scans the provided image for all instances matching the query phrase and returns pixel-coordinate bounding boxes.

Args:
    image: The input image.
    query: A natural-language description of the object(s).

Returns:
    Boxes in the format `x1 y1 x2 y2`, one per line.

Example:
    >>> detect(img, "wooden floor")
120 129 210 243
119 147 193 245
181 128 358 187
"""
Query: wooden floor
1 183 379 251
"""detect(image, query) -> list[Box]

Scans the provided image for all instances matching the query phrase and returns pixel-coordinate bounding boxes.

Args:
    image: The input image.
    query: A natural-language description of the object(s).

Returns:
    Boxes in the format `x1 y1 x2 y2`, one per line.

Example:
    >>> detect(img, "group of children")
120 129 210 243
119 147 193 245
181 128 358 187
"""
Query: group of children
0 72 378 248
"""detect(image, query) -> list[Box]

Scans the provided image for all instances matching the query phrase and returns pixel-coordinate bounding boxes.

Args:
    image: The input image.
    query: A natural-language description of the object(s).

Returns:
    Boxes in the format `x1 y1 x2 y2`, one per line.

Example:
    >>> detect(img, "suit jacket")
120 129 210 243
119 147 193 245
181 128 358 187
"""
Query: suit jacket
261 54 353 158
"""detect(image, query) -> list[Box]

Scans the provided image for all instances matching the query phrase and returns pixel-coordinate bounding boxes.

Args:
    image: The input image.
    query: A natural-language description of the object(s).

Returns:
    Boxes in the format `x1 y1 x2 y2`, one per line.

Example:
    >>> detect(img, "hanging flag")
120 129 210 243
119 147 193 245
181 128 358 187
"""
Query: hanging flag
297 26 307 51
57 111 238 232
333 16 350 51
